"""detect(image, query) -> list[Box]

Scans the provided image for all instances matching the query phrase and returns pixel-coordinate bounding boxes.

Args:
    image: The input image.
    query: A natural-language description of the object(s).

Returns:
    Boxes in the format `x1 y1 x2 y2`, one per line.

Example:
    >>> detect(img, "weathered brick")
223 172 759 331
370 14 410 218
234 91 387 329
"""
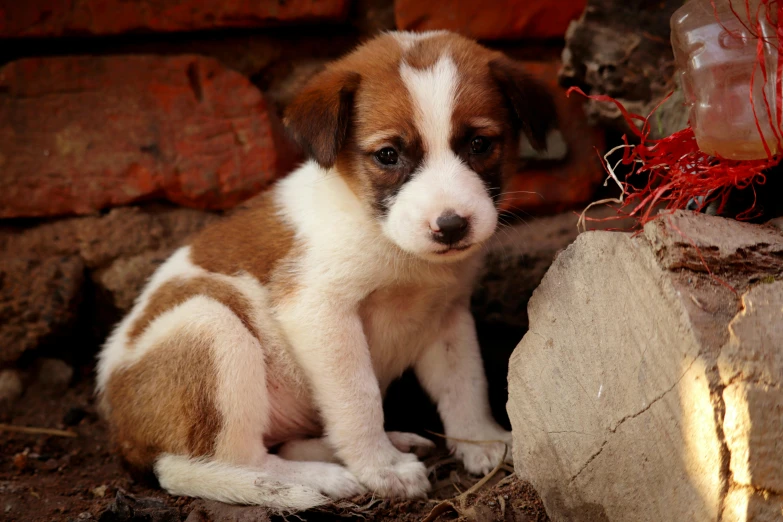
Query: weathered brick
0 55 299 218
395 0 586 40
0 0 349 38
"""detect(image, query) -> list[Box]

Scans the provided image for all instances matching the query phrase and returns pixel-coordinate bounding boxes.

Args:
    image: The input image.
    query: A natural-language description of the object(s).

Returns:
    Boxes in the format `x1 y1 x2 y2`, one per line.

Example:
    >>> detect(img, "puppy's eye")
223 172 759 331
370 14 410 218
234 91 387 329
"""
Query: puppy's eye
374 147 399 166
470 136 492 155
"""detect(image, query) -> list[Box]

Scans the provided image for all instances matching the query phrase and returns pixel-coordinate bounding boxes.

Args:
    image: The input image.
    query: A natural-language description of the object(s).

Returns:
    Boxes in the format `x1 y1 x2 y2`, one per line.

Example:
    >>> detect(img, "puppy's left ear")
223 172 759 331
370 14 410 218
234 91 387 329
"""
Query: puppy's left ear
284 68 361 168
489 56 558 152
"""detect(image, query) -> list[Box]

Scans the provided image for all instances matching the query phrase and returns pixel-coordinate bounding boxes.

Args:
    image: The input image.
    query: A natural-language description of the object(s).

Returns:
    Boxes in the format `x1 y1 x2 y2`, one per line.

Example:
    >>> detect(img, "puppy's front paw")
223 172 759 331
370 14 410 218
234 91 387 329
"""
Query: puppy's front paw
354 451 430 498
453 428 513 477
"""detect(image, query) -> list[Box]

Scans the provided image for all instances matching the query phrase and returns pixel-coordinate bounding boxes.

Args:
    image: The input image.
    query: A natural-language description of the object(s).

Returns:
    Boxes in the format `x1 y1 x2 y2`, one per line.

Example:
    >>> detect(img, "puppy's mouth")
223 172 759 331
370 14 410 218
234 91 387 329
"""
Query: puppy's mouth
434 244 473 255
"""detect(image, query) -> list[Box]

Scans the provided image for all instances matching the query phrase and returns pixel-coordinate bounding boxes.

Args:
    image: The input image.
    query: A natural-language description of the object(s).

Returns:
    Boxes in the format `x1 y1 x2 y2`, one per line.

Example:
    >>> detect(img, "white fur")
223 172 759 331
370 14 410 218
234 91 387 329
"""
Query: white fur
155 454 361 511
97 31 511 509
389 30 449 51
383 55 499 261
414 306 513 475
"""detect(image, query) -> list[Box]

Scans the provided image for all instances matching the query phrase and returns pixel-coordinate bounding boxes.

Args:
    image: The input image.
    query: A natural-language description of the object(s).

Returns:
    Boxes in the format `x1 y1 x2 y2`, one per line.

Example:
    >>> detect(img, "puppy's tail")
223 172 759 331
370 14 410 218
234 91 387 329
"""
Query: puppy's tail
154 453 329 511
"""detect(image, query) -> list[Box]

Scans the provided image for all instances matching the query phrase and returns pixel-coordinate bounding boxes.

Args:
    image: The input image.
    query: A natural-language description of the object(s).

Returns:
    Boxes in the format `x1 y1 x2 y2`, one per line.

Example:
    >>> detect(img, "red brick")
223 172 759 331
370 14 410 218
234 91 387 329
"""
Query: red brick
0 55 299 218
0 0 348 38
395 0 586 40
500 61 605 215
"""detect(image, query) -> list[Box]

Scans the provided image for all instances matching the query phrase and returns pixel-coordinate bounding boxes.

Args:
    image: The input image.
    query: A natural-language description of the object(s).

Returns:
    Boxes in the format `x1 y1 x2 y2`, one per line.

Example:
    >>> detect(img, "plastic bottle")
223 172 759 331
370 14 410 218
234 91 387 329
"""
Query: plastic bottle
671 0 780 160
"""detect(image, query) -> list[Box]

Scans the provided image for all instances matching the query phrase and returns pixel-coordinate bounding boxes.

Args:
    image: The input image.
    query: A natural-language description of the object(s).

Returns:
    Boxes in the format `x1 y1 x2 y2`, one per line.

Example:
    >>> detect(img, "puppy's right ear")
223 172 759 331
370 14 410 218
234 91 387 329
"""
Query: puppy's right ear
283 69 361 169
489 57 557 152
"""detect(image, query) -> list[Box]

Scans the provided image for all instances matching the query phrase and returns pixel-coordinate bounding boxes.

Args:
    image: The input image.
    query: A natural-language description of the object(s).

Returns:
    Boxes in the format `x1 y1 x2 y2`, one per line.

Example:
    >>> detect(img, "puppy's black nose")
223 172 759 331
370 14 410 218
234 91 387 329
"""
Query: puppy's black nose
433 212 469 245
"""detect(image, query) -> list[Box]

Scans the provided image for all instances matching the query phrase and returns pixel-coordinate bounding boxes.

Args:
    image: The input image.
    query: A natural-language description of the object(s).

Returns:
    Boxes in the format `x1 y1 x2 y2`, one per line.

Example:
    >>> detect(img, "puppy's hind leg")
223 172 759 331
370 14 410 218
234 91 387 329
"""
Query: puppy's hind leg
155 298 364 508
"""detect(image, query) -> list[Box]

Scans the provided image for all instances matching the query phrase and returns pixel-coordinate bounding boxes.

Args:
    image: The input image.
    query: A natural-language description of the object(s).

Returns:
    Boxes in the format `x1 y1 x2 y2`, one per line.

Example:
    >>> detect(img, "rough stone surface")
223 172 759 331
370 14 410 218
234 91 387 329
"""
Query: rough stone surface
395 0 586 40
507 210 783 521
94 250 176 313
723 486 783 522
0 206 218 271
0 369 24 406
0 0 349 38
0 206 218 364
34 358 74 392
559 0 680 130
0 255 85 365
0 55 298 218
720 281 783 495
500 61 606 214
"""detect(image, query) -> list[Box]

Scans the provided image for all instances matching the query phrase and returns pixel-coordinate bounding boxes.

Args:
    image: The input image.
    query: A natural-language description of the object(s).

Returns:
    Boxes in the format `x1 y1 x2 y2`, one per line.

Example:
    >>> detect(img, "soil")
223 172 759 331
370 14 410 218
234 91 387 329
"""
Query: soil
0 375 548 522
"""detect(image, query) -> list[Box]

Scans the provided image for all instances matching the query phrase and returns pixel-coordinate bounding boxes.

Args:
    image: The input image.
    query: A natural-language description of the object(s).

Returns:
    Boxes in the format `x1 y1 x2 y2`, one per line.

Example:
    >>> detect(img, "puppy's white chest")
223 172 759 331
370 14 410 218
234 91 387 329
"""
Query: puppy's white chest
359 284 455 392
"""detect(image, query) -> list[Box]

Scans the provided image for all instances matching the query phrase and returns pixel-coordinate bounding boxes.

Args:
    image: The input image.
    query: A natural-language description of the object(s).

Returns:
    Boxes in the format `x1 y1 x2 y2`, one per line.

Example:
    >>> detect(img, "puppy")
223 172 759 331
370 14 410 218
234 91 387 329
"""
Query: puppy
96 30 556 511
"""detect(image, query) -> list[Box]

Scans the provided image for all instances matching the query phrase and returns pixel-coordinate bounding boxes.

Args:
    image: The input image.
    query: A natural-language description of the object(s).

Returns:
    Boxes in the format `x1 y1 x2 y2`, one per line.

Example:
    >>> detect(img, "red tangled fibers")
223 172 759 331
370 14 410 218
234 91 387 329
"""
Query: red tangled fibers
571 0 782 227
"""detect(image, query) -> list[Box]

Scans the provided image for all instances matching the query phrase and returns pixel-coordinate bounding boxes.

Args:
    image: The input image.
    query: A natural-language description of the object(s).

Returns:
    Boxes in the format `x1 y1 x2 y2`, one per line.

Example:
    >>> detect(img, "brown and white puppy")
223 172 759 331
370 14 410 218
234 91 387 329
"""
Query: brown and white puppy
96 30 555 510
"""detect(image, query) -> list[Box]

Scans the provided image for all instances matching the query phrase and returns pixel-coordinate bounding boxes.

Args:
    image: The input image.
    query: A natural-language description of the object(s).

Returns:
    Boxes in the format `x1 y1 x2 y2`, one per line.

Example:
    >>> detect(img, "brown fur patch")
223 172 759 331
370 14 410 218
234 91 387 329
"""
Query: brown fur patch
103 332 221 471
284 69 361 168
127 276 258 344
189 193 297 295
487 55 557 151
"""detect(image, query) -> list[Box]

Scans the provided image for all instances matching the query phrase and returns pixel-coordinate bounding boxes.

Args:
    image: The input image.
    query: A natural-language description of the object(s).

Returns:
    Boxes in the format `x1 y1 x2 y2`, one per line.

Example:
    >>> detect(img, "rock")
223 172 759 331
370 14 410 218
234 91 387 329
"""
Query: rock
0 205 217 364
719 281 783 494
0 0 349 38
185 500 271 522
722 486 783 522
0 206 217 271
395 0 586 40
500 61 606 214
95 251 175 313
559 0 680 130
0 55 298 218
0 256 84 364
507 210 783 521
99 490 178 522
0 369 24 405
72 207 219 270
35 358 74 391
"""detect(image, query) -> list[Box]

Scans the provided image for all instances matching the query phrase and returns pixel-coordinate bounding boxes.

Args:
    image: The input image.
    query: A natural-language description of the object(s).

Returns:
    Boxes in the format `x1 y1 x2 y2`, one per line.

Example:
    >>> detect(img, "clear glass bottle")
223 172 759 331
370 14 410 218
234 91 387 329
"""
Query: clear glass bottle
671 0 780 160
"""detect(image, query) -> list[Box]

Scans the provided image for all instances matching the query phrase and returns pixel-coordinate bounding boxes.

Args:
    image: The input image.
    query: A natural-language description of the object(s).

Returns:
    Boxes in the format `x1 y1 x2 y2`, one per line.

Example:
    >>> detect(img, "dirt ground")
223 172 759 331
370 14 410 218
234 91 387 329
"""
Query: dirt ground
0 374 548 522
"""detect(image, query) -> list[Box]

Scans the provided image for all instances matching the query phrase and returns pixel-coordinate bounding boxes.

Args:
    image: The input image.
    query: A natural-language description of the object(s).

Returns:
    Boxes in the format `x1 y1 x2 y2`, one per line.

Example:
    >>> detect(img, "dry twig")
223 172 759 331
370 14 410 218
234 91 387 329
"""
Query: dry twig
0 424 77 438
421 444 509 522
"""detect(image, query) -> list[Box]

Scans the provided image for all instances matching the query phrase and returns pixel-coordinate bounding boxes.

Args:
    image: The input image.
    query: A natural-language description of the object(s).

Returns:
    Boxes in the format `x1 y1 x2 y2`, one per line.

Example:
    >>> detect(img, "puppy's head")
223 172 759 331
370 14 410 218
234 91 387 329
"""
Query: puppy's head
285 31 556 262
